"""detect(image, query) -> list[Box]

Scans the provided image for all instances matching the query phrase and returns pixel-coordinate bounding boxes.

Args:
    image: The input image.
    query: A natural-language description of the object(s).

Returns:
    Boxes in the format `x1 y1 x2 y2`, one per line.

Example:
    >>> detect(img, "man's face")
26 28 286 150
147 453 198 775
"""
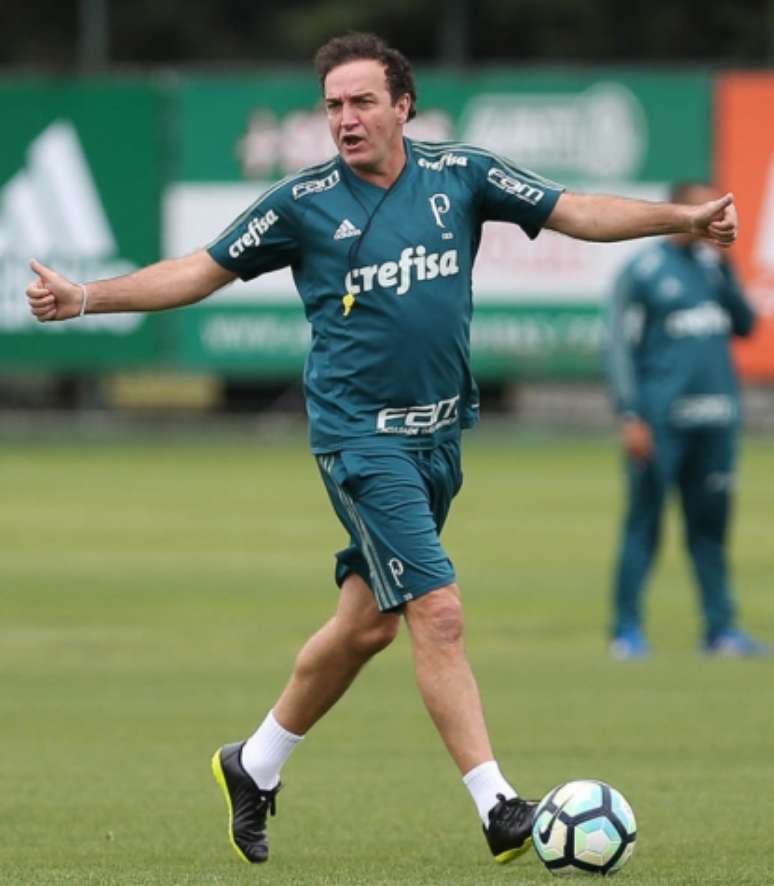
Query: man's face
323 59 410 177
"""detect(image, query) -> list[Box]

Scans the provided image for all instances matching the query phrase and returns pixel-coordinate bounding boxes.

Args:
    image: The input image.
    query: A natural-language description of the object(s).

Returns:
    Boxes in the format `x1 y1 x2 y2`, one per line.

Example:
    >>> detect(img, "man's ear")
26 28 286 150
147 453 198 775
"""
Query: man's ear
395 93 411 125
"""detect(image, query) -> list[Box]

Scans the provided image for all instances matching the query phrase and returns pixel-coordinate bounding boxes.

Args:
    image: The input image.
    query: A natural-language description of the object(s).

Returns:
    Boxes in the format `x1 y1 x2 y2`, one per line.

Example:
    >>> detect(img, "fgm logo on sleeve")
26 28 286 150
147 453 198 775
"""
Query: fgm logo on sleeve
292 170 340 199
487 168 545 205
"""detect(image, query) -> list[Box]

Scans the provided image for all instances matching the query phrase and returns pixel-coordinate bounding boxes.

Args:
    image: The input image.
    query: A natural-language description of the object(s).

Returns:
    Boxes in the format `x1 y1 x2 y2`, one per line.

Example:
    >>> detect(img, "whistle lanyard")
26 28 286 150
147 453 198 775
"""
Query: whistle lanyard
340 157 409 315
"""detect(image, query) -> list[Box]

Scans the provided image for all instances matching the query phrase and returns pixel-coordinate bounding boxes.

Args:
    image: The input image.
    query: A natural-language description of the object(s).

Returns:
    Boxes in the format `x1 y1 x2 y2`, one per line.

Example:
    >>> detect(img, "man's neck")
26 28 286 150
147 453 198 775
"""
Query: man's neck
346 140 407 189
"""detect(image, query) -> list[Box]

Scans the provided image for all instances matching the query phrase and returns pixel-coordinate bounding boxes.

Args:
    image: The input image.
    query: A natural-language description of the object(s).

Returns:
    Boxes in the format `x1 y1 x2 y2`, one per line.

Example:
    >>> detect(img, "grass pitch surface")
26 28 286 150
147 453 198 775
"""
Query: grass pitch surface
1 430 772 885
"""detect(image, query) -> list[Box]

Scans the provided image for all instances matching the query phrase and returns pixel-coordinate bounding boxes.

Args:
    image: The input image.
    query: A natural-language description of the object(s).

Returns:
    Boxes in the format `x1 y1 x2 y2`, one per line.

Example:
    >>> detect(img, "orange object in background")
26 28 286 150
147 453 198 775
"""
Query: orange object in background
716 73 774 380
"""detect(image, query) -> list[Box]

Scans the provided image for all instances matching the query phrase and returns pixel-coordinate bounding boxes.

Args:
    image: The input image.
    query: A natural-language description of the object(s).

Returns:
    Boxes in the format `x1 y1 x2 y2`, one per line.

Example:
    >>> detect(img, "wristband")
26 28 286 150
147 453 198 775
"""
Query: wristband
78 283 90 317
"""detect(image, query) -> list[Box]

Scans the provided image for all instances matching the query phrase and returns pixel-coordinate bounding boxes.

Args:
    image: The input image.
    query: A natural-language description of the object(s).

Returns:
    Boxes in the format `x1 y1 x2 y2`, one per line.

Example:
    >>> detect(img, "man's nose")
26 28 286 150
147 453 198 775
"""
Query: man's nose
341 102 359 126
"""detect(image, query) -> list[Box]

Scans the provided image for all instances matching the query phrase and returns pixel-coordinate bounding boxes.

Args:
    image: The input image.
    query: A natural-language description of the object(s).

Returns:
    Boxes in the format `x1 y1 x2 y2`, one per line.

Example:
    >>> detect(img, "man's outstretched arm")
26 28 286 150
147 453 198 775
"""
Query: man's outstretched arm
545 191 738 248
26 249 236 322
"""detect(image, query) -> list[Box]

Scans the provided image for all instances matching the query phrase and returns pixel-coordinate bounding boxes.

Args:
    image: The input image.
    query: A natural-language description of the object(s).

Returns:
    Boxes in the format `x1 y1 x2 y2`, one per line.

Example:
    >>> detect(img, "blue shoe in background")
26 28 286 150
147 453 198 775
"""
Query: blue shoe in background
704 629 769 658
609 626 651 660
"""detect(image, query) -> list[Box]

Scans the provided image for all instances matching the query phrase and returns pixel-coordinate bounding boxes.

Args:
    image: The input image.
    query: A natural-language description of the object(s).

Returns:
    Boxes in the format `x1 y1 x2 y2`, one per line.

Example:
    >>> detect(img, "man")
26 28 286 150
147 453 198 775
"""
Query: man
26 35 739 866
607 181 766 660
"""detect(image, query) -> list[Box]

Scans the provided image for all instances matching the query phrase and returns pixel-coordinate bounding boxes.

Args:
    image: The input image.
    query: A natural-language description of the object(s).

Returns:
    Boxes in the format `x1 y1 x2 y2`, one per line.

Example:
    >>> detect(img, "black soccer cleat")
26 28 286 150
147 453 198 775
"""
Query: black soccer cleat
483 793 538 863
211 741 280 863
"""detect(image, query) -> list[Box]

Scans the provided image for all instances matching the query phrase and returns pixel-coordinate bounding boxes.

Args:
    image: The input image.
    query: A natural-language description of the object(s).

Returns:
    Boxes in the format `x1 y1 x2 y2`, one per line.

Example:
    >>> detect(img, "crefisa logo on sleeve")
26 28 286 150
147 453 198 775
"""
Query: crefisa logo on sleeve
228 209 279 258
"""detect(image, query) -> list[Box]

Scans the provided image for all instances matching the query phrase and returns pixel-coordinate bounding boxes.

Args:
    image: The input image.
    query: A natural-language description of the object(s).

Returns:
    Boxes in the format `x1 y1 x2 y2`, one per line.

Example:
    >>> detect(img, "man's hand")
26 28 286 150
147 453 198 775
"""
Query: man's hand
689 193 738 247
621 417 653 463
26 259 84 322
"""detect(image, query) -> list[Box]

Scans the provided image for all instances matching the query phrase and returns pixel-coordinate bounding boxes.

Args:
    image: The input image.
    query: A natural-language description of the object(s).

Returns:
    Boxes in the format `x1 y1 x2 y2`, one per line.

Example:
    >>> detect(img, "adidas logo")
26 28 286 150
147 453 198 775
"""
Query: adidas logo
0 120 140 332
1 120 116 258
334 218 361 240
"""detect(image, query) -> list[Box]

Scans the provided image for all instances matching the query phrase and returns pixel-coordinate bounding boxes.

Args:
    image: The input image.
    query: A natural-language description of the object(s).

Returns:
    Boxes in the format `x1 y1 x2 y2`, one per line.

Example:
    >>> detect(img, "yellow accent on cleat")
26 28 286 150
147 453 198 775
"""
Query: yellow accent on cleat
211 748 251 865
494 836 532 864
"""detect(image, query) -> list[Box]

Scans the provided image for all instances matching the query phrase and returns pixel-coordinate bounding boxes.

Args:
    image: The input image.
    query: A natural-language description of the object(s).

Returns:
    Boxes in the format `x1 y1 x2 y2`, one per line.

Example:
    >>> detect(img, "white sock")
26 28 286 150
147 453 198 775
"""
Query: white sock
240 710 304 790
462 760 518 825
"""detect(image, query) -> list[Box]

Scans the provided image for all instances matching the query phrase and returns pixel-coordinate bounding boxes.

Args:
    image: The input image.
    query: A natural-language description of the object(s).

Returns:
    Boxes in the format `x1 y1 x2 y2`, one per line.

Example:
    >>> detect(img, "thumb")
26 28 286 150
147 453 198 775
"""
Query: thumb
30 258 54 281
708 193 734 216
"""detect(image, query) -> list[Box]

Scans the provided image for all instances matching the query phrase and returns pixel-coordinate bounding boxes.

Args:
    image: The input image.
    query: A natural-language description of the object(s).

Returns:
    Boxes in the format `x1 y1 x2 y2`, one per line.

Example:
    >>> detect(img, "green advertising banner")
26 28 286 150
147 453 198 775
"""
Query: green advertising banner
171 71 711 184
166 302 604 380
0 80 164 368
165 70 711 378
0 71 712 379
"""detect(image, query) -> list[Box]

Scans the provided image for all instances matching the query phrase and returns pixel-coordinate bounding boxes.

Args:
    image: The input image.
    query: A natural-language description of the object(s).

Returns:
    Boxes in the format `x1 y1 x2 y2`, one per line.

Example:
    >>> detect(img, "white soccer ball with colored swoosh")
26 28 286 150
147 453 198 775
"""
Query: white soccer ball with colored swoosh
532 780 637 875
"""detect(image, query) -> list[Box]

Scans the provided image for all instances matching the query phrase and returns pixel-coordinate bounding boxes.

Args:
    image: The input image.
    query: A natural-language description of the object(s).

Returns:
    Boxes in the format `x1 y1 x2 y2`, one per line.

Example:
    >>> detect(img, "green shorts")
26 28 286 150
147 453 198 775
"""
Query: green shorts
316 441 463 612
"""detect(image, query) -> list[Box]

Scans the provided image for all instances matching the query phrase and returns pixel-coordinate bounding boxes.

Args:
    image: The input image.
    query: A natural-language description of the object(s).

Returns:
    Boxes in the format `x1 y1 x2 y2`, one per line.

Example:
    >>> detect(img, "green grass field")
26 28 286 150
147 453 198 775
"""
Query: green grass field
1 429 772 885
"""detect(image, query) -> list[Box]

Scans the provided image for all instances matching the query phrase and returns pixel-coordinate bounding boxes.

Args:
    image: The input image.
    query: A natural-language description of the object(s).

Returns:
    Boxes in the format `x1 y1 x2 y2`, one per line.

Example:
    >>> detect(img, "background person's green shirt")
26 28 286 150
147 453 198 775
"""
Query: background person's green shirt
607 240 756 429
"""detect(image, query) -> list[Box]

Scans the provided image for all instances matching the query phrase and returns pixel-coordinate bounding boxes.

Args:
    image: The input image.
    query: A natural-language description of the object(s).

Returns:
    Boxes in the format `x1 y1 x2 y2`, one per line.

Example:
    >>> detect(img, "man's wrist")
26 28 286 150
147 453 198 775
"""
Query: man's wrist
677 203 695 235
78 283 90 317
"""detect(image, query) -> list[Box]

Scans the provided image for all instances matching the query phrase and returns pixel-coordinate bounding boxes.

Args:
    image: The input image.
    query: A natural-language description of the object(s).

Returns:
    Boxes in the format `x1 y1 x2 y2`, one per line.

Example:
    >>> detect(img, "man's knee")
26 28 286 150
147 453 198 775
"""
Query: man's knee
407 584 464 646
349 616 400 657
336 573 400 658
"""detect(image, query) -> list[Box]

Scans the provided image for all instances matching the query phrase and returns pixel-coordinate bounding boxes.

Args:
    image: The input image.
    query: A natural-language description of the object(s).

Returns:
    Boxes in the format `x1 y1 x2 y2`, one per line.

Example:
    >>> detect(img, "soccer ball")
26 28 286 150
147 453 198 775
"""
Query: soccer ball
532 780 637 875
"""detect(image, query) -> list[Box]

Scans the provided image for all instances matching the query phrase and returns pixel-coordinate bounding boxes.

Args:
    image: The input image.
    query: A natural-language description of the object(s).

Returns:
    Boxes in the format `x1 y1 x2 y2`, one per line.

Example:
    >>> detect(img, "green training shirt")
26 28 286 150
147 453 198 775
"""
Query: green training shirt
607 240 756 429
208 138 563 452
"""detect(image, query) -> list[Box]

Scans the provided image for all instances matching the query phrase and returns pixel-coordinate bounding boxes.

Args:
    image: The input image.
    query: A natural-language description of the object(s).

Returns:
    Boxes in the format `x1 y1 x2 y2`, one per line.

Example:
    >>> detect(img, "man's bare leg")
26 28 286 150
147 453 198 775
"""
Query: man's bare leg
211 574 400 863
272 573 400 734
403 583 535 863
213 578 533 865
403 582 493 774
239 573 399 788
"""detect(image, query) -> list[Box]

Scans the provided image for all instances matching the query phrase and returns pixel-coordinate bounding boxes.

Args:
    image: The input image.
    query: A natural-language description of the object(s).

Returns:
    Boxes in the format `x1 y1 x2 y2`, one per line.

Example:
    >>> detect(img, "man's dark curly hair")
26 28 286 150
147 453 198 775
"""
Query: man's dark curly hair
314 32 417 121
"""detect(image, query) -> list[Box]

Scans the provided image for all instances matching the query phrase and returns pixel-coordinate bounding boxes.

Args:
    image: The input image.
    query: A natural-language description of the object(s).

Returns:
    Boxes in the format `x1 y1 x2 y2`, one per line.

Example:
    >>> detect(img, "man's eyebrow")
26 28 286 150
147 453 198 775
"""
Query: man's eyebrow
325 90 378 103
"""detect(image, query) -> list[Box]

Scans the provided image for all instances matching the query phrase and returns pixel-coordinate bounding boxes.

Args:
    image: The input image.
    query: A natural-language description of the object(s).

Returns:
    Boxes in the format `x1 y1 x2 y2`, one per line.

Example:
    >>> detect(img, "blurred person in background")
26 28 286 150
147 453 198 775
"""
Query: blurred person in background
26 37 741 867
606 181 767 661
